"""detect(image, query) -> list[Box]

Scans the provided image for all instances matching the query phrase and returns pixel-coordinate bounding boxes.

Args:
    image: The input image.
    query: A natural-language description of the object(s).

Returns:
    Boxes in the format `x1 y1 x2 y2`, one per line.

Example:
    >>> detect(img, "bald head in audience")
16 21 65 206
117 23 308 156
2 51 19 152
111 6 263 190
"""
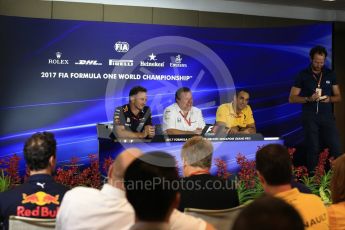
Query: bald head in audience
108 148 143 190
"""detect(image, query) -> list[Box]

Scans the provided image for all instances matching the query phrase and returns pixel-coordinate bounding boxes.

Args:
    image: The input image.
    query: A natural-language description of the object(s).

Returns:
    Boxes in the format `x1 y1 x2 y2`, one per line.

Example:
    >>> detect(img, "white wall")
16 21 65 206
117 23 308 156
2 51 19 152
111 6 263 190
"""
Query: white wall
47 0 345 22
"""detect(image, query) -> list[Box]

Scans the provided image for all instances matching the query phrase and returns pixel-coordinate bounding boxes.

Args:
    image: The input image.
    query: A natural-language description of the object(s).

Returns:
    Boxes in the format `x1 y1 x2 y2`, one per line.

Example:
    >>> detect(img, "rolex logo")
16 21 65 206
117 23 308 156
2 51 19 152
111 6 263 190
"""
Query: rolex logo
56 52 62 59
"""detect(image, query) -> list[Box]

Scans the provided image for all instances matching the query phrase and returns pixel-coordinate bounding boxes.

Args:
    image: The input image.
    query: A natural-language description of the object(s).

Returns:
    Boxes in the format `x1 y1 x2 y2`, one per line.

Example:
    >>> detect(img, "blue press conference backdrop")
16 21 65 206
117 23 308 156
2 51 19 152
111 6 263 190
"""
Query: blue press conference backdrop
0 16 333 170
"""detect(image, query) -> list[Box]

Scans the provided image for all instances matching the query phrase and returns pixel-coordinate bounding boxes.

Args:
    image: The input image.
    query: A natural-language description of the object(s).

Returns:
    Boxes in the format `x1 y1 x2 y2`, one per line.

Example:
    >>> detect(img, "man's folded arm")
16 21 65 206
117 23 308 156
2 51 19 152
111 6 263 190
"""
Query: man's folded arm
240 123 256 134
114 125 146 139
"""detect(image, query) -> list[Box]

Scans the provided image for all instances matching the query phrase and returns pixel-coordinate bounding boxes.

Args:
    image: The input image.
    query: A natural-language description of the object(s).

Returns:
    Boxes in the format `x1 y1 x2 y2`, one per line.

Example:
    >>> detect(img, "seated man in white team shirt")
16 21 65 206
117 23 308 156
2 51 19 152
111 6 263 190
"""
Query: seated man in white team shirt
56 148 214 230
163 87 206 135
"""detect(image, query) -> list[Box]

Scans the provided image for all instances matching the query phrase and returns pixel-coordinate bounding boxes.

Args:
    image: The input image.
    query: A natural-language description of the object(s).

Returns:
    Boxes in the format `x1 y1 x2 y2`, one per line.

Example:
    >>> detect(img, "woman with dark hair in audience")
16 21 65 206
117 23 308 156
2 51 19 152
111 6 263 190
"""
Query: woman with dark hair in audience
328 154 345 230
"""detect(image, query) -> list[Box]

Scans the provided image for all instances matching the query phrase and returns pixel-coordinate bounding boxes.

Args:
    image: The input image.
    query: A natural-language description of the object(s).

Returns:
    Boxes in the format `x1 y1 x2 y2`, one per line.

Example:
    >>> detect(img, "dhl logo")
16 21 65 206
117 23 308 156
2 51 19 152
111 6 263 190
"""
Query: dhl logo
22 191 60 206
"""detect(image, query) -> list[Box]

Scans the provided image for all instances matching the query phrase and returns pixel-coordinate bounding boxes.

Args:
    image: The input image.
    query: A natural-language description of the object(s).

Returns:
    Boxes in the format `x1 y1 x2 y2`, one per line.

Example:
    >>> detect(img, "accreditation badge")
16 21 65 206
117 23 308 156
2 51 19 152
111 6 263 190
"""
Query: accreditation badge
315 88 322 97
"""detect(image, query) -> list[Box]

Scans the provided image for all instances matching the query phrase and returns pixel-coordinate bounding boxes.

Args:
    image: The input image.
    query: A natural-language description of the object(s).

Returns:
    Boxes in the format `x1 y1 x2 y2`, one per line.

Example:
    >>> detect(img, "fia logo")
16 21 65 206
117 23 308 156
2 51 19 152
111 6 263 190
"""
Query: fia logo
114 41 129 53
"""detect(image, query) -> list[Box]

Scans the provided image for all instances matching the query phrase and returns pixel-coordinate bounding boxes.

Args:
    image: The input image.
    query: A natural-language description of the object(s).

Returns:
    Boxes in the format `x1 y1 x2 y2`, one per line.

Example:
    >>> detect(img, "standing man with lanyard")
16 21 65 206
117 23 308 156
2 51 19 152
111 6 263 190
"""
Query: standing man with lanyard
289 45 342 173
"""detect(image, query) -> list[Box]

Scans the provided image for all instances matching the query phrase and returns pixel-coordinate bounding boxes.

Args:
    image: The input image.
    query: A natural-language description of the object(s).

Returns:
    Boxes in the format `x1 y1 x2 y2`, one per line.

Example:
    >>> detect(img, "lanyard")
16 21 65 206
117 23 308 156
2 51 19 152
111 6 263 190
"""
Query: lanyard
179 111 191 126
312 72 323 88
312 72 322 114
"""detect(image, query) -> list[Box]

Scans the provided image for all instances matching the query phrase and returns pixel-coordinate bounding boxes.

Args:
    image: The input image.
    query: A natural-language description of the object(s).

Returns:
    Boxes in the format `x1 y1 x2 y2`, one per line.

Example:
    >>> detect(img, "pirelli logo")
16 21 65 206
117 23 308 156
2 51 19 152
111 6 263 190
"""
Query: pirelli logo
109 59 134 66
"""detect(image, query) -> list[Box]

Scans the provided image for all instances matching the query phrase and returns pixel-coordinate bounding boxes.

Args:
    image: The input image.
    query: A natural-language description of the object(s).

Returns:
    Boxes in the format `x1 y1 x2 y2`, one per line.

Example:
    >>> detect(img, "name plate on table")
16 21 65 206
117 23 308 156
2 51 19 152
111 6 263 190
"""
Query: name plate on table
164 134 265 142
96 123 278 143
113 134 267 143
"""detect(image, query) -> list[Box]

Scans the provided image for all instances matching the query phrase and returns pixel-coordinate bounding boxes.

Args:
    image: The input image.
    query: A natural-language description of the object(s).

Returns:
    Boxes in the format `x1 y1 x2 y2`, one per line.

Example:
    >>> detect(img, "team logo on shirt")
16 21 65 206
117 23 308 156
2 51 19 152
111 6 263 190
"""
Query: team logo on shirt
230 114 242 118
22 191 60 206
114 116 120 125
177 117 181 123
17 192 60 218
304 213 327 228
164 110 171 120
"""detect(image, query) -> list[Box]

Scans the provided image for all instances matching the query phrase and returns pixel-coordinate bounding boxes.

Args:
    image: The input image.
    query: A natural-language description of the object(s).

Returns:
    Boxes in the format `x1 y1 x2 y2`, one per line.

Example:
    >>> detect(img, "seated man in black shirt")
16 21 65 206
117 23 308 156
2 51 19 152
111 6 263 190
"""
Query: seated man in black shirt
178 136 239 211
0 132 68 230
113 86 155 139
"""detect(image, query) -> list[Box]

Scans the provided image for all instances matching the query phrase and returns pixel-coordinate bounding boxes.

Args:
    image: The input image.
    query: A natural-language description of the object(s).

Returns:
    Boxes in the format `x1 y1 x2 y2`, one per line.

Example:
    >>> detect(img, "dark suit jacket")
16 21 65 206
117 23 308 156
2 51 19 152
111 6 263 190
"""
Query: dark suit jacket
178 174 239 211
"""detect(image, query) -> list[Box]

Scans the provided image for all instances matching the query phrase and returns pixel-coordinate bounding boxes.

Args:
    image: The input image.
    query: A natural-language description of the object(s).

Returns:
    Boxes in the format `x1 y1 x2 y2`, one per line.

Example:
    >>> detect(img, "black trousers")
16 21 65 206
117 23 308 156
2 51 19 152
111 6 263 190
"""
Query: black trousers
302 112 342 173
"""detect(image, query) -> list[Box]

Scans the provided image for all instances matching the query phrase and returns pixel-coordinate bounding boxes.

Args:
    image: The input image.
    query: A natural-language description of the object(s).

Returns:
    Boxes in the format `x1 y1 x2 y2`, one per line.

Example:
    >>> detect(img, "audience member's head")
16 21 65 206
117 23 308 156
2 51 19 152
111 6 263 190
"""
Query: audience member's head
232 195 304 230
256 144 292 192
331 154 345 204
124 152 179 222
23 131 57 174
181 136 213 176
108 148 143 189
